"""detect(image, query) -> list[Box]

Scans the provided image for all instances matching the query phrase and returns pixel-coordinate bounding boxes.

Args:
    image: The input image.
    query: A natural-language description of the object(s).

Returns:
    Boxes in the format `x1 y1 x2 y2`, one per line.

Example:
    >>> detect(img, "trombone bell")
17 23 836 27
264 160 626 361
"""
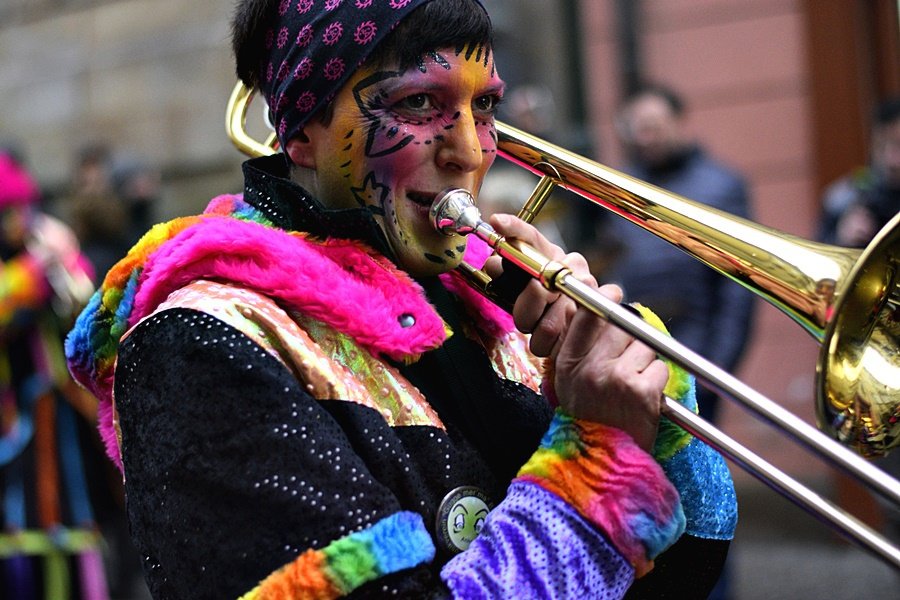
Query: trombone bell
818 215 900 455
224 80 900 457
493 122 900 458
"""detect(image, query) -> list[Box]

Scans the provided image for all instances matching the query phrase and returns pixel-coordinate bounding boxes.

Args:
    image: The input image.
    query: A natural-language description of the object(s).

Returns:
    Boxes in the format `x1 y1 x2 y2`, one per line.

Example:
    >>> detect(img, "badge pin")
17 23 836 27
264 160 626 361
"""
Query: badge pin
435 486 492 554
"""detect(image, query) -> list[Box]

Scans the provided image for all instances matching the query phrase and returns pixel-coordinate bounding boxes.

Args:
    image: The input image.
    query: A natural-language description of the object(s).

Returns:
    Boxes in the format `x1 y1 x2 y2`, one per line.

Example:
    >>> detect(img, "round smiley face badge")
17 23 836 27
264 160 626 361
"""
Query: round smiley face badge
436 486 492 554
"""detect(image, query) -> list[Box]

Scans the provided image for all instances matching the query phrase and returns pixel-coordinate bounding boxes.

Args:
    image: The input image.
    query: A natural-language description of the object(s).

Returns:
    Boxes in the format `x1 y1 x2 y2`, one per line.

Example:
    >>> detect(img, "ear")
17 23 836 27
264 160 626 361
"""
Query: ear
285 130 316 169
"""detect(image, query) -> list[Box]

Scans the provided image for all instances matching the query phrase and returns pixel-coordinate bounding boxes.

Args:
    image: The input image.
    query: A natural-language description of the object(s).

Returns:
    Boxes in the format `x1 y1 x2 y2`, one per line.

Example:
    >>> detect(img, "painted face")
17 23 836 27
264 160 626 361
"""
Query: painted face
303 45 504 276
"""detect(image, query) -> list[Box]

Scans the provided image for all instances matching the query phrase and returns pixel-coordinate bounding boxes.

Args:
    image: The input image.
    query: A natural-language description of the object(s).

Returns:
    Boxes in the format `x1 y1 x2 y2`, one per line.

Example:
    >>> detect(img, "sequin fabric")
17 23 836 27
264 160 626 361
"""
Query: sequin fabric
632 303 738 541
442 481 634 598
157 280 445 429
663 437 738 540
114 306 541 597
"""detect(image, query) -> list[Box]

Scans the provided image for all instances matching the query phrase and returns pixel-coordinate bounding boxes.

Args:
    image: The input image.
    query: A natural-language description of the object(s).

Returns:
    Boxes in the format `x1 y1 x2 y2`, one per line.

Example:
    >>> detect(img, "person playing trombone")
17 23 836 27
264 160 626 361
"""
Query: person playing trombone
66 1 736 597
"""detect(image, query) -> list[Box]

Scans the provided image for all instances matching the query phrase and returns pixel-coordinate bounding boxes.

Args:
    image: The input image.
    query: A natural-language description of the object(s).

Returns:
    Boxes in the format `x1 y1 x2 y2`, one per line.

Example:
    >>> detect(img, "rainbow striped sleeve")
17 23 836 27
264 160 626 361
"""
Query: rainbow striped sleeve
516 411 685 578
632 304 738 540
238 511 435 600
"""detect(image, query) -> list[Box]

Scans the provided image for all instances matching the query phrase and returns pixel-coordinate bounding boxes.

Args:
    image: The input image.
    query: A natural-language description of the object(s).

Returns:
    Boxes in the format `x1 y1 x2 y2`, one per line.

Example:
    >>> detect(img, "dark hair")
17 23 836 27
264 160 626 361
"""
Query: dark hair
231 0 277 90
367 0 493 71
231 0 492 90
622 83 686 117
873 96 900 128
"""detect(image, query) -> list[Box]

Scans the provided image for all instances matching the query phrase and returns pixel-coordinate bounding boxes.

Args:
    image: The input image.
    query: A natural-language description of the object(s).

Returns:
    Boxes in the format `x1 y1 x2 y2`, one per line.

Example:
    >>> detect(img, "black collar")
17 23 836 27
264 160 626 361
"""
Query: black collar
242 154 392 255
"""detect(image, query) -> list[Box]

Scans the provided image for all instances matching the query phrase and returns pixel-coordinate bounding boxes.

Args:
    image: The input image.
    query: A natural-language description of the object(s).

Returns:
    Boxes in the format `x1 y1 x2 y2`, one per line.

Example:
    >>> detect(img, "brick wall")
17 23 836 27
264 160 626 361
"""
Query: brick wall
580 0 825 481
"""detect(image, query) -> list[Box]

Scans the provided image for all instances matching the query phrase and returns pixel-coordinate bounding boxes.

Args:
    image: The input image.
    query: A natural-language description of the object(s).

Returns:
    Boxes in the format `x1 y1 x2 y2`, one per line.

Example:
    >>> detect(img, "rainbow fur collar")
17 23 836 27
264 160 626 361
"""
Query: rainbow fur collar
65 194 514 465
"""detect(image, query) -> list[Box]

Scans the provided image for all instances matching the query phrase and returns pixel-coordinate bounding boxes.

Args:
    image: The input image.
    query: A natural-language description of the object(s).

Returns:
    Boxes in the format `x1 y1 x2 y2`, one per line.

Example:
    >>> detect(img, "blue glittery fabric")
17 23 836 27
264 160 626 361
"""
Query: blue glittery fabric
660 437 738 540
441 480 634 598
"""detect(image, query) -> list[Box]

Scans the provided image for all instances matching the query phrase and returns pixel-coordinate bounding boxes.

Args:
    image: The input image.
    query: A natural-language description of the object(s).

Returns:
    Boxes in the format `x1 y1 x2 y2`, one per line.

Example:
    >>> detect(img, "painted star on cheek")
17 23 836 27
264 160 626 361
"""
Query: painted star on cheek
350 172 388 215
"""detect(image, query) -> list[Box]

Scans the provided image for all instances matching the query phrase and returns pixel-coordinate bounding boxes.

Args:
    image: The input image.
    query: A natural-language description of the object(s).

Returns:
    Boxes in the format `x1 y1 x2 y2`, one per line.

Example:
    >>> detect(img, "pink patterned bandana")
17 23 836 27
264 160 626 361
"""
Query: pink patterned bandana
259 0 486 147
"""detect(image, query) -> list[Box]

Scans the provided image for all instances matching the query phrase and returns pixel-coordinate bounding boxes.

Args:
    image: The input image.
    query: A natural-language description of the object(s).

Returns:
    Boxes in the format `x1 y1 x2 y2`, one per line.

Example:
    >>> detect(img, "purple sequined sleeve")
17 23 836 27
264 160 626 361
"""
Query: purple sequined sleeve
441 481 634 598
440 411 685 598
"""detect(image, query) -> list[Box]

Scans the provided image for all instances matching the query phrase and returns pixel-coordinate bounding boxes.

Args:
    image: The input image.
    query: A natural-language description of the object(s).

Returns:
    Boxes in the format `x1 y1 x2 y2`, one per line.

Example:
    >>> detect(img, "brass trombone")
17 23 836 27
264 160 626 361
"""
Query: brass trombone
225 82 900 569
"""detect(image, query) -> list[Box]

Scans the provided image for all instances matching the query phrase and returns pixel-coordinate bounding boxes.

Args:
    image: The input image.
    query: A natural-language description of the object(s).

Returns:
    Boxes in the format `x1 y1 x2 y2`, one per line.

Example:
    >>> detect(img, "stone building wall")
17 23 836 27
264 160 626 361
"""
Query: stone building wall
0 0 243 219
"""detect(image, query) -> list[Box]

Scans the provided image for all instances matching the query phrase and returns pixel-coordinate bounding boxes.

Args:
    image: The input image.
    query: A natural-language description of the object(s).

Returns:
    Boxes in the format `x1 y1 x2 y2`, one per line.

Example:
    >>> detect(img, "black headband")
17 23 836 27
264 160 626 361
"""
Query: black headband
260 0 448 148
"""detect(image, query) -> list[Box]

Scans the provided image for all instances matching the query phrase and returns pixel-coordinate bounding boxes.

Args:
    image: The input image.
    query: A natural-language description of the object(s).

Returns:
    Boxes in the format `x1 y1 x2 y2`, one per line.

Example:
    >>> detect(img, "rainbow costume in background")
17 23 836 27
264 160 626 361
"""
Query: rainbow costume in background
0 153 109 599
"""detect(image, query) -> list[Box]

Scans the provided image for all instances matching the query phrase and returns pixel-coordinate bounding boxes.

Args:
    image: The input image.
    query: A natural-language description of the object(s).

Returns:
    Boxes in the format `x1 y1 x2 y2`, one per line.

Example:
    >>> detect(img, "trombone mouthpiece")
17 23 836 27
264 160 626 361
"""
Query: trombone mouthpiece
430 188 481 236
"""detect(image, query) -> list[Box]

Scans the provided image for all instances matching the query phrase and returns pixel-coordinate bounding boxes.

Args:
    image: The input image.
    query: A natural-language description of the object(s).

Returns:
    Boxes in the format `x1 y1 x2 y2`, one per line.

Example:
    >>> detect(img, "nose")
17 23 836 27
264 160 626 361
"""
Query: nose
436 110 484 173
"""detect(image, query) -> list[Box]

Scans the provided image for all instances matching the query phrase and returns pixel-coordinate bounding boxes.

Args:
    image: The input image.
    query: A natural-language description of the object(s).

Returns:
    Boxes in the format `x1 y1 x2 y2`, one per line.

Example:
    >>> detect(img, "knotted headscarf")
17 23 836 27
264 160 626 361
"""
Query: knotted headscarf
258 0 485 147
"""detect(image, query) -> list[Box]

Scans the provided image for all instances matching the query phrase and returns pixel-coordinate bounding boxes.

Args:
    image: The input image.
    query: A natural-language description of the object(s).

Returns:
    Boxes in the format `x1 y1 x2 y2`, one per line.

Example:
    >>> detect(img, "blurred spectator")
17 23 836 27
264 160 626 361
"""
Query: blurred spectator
110 156 162 246
478 164 567 248
604 83 755 600
0 150 111 597
502 83 556 137
817 96 900 247
65 144 133 283
488 84 591 259
71 143 114 200
604 83 756 424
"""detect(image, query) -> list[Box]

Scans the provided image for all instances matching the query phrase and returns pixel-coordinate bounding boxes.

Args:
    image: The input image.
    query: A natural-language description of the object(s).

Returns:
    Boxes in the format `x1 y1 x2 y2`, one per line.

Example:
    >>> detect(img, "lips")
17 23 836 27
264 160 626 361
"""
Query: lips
406 190 438 207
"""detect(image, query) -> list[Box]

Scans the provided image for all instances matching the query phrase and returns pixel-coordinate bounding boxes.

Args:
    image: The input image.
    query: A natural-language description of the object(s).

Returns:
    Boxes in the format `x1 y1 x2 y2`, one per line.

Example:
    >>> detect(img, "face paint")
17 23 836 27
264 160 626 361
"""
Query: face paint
303 45 503 276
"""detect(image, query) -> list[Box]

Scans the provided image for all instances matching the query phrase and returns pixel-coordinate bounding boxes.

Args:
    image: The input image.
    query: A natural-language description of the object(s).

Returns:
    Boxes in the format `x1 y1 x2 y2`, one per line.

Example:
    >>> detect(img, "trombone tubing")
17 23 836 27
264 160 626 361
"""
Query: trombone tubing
225 83 900 567
432 189 900 570
558 275 900 571
464 176 900 506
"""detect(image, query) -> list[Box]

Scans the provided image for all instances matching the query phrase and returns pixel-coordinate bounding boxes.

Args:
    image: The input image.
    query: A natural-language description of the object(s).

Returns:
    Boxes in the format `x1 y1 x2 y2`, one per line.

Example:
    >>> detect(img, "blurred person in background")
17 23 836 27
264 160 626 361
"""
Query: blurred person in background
817 96 900 248
64 144 134 283
601 82 756 600
0 150 111 598
110 157 162 247
604 83 755 426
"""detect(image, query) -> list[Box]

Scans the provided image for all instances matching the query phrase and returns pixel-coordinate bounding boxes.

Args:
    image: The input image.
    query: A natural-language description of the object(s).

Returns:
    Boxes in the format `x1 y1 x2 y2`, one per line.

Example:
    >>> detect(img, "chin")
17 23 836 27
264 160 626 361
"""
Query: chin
403 259 457 278
388 232 467 277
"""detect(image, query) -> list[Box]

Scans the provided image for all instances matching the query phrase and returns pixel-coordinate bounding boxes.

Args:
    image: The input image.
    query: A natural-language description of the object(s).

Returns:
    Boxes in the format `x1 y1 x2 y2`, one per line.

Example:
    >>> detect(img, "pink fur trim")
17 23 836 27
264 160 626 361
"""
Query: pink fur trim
96 394 122 471
439 237 516 338
130 218 449 362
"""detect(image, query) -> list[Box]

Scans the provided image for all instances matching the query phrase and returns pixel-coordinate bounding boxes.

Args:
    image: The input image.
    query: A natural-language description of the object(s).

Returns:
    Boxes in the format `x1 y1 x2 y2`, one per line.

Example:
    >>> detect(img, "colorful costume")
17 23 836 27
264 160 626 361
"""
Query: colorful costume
0 153 109 599
67 155 736 599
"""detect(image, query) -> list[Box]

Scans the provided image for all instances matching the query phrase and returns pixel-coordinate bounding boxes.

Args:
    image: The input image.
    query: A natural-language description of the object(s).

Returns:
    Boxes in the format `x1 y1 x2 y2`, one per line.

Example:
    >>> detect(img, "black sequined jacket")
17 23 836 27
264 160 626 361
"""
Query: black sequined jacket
98 155 730 599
